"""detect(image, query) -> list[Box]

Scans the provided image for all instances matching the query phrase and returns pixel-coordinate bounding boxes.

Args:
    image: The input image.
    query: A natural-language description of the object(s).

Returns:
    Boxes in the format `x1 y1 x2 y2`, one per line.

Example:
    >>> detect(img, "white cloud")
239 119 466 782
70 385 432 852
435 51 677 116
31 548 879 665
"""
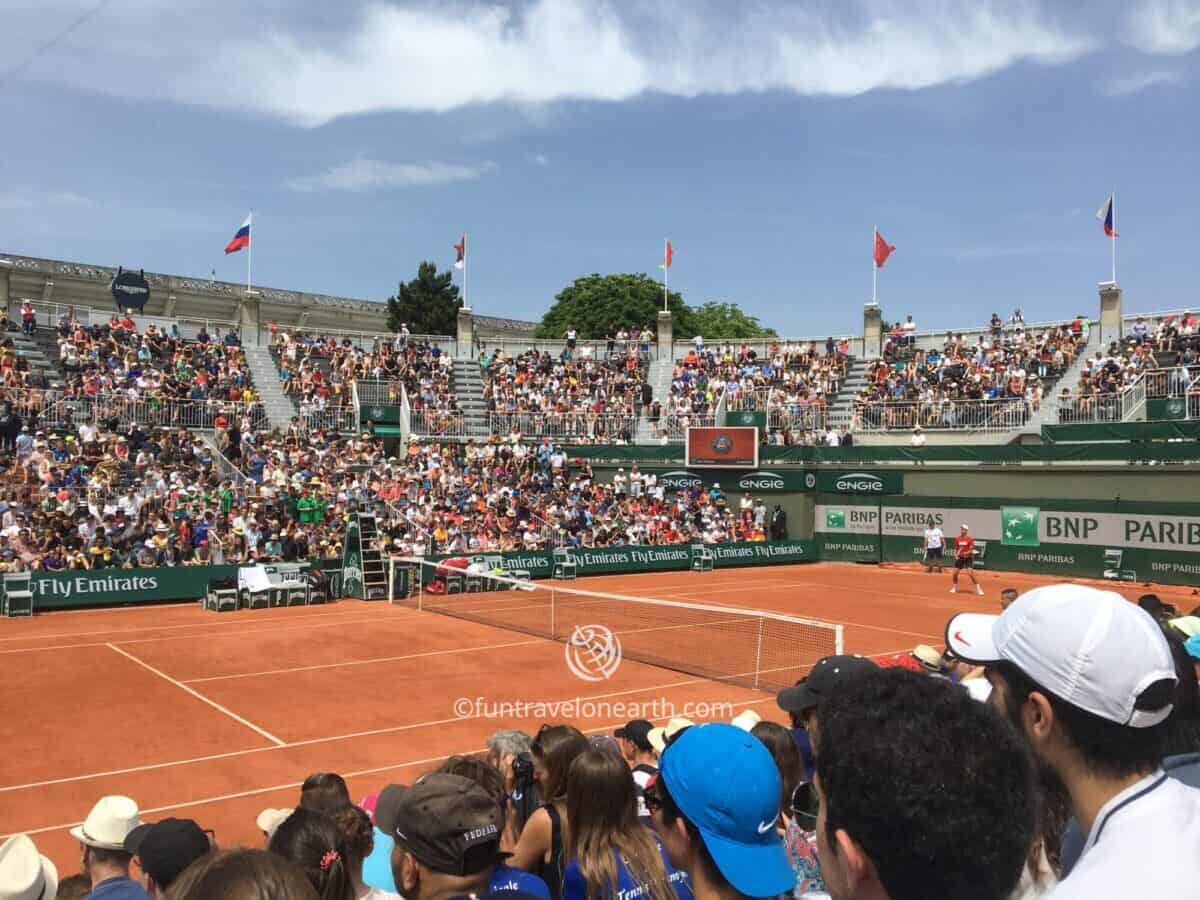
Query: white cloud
1126 0 1200 53
533 153 549 166
0 190 91 210
1101 68 1184 95
5 0 1099 127
286 159 497 192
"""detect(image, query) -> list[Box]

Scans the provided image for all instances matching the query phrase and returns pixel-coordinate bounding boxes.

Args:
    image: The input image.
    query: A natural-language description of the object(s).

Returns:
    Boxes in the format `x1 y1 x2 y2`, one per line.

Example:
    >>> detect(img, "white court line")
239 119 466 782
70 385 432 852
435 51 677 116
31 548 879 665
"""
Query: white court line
0 612 410 655
0 701 779 840
106 643 286 747
183 636 548 683
0 602 399 643
0 672 746 794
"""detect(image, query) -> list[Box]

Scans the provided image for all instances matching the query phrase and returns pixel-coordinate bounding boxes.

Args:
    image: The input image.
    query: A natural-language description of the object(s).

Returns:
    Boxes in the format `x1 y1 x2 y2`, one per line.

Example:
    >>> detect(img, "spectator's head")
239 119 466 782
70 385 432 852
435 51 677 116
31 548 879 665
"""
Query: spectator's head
124 818 212 899
947 584 1176 805
329 805 374 888
529 724 588 802
299 773 351 815
776 654 879 734
70 795 143 884
53 873 92 900
1160 627 1200 757
1000 587 1019 610
0 834 58 900
268 807 354 900
814 668 1036 900
1138 593 1165 621
909 644 945 675
613 719 654 762
171 848 318 900
377 773 504 900
651 723 794 898
749 721 803 824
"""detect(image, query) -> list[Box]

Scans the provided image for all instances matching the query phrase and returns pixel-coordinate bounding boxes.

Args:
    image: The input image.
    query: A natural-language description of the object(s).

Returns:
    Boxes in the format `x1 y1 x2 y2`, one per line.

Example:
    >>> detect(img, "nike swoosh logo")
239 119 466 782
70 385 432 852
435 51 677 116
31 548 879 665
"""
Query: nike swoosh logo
953 631 969 646
757 818 776 834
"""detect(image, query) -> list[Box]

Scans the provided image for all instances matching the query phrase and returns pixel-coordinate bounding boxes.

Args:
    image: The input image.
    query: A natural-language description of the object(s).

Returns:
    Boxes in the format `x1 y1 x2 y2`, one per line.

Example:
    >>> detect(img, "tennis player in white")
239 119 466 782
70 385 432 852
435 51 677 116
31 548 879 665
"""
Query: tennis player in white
923 518 945 573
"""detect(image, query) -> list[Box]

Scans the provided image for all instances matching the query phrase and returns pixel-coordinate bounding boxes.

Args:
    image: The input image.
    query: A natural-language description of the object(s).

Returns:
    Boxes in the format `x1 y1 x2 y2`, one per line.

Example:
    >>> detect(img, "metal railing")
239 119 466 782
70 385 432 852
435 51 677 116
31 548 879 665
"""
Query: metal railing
264 324 456 355
411 410 468 437
15 300 237 341
488 412 636 443
479 337 657 362
660 413 717 442
673 336 862 361
855 398 1032 433
38 394 268 431
769 406 828 433
1121 376 1147 421
355 379 403 405
299 404 359 434
1055 394 1125 425
1145 365 1200 399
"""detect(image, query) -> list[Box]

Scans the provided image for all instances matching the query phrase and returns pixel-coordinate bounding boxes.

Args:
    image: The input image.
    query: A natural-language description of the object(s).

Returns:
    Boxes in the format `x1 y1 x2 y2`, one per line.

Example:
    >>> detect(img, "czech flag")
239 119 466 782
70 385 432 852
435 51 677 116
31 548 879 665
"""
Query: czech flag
1096 195 1117 237
874 229 896 268
453 234 466 269
224 214 251 254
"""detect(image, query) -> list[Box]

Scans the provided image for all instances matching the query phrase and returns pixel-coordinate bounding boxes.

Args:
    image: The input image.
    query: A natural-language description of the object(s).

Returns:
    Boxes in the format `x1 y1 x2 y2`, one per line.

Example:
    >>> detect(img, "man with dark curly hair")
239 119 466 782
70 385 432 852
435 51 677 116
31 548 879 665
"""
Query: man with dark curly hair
812 667 1036 900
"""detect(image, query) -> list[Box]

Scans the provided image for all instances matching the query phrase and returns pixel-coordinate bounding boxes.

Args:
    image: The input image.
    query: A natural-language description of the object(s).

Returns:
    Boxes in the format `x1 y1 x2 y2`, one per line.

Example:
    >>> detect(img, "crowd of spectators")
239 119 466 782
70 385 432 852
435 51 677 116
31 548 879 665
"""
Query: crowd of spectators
668 337 850 444
11 583 1196 900
855 316 1084 430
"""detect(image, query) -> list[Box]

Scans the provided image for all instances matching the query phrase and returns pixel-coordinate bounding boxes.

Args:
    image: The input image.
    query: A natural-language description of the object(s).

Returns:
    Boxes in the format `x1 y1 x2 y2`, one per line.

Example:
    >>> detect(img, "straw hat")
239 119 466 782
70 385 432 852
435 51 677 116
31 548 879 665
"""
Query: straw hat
647 717 695 754
911 644 944 672
0 835 58 900
70 795 143 849
730 709 762 732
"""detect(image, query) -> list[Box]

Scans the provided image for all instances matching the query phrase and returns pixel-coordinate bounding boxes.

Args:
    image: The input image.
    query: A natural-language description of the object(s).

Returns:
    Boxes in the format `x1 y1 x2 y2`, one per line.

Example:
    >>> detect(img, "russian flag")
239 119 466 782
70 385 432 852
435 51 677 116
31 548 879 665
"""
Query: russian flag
224 214 251 254
1096 196 1117 238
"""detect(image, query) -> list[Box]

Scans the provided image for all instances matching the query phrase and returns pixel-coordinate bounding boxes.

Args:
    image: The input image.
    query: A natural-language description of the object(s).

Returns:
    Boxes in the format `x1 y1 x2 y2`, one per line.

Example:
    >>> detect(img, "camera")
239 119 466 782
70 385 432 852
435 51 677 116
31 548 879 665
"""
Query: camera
509 752 540 836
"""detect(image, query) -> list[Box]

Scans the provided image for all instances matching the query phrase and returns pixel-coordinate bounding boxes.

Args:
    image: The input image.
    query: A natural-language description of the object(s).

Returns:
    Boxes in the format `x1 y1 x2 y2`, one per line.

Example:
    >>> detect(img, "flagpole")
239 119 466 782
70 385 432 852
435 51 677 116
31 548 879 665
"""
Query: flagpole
872 225 877 304
663 238 669 312
464 233 469 309
1111 191 1117 285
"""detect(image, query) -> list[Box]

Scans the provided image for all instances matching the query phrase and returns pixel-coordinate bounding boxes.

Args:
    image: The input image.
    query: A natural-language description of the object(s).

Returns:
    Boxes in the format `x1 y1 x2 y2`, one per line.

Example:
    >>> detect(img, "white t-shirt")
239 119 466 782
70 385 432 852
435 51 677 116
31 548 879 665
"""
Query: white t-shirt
1048 773 1200 900
924 527 943 549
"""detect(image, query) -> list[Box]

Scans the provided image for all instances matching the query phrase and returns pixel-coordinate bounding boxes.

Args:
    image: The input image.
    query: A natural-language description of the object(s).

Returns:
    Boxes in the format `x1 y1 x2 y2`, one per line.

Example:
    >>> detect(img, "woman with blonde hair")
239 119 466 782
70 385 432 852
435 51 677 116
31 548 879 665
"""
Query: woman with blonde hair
562 749 690 900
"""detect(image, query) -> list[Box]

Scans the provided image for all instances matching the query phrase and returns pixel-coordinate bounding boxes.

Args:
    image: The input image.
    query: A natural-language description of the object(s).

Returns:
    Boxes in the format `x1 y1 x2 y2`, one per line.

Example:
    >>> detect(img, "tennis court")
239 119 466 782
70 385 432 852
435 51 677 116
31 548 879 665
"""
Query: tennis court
0 561 1193 873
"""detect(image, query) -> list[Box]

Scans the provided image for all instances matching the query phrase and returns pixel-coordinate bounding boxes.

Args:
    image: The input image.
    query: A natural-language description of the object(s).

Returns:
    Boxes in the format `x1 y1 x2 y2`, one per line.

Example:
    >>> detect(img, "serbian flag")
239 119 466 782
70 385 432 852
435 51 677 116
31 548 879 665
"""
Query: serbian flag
1096 195 1117 237
453 234 466 269
659 240 673 270
224 214 251 254
874 229 895 268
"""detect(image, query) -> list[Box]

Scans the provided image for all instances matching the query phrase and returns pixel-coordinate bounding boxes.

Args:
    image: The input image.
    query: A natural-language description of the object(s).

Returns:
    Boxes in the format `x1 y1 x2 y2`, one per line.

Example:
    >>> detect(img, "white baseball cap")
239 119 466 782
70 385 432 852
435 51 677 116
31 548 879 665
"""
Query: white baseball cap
945 584 1176 728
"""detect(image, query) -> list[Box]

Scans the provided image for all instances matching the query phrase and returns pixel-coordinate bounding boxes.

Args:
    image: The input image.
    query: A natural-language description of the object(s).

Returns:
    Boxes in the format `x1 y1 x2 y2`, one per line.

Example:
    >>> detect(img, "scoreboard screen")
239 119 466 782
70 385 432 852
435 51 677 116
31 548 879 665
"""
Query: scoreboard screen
686 426 759 468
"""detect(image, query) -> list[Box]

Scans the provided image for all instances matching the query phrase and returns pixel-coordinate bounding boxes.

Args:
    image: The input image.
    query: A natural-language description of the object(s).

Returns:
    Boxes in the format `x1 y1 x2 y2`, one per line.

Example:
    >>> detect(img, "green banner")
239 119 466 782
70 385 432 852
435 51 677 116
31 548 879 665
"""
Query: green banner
30 565 238 611
723 410 767 429
1147 398 1189 421
342 520 366 598
632 467 813 493
360 404 402 425
424 539 817 582
814 470 904 495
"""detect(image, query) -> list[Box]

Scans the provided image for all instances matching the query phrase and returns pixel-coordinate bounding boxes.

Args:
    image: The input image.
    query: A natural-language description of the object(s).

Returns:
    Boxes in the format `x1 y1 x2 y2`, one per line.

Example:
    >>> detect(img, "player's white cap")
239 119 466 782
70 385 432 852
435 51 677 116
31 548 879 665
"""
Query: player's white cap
945 584 1176 728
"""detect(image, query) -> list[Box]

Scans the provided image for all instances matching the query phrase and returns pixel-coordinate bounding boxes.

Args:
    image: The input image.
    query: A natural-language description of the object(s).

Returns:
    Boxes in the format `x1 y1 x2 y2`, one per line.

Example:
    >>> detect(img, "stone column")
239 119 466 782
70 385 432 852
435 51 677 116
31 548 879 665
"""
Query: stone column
457 306 474 358
656 310 673 360
863 303 883 359
1098 283 1123 349
0 258 10 316
240 291 262 347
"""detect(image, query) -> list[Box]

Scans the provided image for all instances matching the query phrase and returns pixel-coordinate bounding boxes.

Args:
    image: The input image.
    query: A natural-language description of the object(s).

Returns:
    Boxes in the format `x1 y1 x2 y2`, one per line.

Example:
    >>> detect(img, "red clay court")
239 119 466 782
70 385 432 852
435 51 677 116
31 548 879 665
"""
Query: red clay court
1 561 1194 873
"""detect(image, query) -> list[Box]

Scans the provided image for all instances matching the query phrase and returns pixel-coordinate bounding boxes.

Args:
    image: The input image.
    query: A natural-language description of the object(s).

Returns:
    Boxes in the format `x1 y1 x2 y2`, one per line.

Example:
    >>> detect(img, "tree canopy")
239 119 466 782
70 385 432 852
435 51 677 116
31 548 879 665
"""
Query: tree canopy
386 261 462 335
535 273 775 340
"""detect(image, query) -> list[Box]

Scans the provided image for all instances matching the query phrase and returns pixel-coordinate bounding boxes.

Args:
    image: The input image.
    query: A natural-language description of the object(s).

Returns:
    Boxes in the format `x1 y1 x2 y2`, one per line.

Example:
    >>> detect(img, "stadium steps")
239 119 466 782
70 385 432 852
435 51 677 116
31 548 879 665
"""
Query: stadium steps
1022 328 1097 434
450 358 491 438
826 356 869 430
14 327 67 391
636 355 675 444
243 347 298 431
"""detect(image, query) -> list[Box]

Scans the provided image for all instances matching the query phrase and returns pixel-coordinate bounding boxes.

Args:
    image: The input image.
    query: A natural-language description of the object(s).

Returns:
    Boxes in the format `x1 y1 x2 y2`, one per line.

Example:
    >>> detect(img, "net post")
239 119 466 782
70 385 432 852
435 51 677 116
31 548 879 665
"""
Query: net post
550 584 556 640
834 624 845 655
753 615 765 690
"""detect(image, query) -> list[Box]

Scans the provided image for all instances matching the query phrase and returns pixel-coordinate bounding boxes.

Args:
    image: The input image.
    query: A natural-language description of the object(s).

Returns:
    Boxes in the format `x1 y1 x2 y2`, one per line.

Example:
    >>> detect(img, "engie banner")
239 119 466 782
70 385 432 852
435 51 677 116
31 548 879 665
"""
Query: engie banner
813 495 1200 584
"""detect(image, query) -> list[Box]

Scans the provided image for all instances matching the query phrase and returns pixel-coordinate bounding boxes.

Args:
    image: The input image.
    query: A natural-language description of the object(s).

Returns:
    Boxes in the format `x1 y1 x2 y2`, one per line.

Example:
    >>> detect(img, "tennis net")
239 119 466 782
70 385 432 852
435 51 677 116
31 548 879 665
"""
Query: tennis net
389 556 843 693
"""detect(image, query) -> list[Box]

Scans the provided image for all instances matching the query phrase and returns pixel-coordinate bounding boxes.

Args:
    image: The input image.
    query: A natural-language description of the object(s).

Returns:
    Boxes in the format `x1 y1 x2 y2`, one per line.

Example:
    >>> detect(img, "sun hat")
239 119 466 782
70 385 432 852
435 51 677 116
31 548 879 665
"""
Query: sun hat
658 723 794 897
0 835 58 900
256 808 293 837
945 584 1176 728
910 644 945 673
70 795 143 849
729 709 762 732
647 717 695 754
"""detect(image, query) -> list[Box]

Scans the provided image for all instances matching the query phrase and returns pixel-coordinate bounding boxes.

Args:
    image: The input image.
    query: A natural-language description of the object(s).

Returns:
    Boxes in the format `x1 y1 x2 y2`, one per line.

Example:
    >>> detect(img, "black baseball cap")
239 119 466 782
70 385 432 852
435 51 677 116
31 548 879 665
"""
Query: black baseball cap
614 719 653 751
776 654 879 713
124 818 210 888
375 774 505 877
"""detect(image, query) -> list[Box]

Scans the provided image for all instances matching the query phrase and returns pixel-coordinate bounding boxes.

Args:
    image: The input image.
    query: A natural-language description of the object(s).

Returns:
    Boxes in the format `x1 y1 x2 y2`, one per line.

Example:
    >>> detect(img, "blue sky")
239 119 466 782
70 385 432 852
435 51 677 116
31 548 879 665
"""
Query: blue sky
1 0 1198 336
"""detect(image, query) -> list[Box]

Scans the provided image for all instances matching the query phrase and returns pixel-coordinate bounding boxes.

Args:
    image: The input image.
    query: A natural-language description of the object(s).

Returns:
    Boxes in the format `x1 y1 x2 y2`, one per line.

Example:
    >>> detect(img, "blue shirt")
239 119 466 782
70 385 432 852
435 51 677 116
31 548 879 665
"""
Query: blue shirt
490 865 551 900
86 876 151 900
363 827 398 892
563 845 692 900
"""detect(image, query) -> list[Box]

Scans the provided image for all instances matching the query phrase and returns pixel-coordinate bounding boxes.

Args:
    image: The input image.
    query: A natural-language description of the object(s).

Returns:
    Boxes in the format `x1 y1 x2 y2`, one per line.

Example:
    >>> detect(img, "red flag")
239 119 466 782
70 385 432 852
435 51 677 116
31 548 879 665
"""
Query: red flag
453 234 466 269
874 230 895 268
664 240 673 269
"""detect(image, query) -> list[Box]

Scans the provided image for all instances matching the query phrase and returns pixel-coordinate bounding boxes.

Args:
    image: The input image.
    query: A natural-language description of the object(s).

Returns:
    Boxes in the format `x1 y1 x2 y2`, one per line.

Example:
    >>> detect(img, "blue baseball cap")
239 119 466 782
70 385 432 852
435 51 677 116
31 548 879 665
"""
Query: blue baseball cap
659 723 793 898
1186 633 1200 662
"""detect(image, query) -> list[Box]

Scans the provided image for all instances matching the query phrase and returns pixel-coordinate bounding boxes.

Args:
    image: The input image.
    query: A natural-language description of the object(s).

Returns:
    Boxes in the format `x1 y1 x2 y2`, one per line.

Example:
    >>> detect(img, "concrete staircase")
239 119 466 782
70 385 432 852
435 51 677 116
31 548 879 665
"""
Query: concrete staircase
1019 328 1096 435
451 358 491 437
827 357 869 430
243 346 297 430
20 327 67 391
636 355 675 444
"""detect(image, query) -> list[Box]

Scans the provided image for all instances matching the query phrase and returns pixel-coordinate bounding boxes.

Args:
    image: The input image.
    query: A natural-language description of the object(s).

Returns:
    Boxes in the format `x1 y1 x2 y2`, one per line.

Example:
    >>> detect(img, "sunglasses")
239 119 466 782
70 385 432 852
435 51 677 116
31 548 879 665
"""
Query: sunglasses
790 782 818 829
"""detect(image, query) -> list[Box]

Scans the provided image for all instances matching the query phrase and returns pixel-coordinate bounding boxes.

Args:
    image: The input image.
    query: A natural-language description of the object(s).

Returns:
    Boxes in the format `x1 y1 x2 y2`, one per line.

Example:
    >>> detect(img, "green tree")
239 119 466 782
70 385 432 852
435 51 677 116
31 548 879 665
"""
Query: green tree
688 301 778 340
536 273 696 340
386 261 462 334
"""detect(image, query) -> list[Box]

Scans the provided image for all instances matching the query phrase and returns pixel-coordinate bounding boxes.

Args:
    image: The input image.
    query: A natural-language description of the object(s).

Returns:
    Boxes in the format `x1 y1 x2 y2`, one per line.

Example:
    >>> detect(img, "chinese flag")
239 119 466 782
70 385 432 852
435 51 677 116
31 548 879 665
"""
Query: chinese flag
874 230 896 268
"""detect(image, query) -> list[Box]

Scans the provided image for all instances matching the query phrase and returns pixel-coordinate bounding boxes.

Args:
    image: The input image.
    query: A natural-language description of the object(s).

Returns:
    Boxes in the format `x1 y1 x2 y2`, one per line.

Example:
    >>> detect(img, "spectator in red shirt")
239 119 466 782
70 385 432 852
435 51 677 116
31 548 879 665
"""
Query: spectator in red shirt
950 525 984 595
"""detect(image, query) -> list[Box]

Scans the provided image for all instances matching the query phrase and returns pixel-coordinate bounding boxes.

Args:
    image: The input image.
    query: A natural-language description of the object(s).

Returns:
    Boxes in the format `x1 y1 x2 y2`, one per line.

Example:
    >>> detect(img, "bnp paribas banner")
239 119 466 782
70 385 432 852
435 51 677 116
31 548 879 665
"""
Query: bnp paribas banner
814 498 1200 584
